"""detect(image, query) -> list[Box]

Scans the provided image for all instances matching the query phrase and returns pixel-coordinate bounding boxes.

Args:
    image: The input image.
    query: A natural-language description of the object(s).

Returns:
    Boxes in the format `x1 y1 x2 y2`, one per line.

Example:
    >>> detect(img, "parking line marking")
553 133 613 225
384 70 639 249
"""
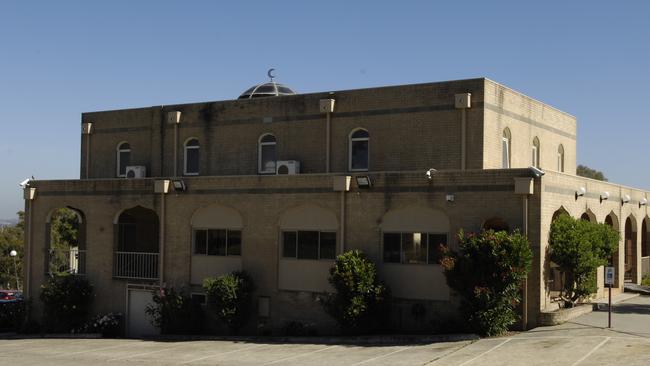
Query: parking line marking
52 341 140 358
350 346 409 366
457 338 511 366
570 337 610 366
0 340 39 348
180 343 266 364
262 345 337 365
107 343 186 362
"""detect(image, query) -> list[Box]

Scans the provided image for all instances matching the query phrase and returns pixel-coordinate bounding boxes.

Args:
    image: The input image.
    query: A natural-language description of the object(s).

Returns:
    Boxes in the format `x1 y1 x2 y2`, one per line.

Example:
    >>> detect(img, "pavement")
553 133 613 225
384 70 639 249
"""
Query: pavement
1 296 649 365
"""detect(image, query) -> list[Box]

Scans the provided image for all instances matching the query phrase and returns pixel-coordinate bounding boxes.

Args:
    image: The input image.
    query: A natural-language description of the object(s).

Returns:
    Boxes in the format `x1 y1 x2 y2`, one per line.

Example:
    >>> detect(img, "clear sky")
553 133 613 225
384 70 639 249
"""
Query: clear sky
1 0 649 219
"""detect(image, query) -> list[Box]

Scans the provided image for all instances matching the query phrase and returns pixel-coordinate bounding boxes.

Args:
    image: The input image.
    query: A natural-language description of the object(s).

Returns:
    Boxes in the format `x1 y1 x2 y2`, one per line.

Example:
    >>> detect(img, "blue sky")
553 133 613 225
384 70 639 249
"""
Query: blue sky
1 0 649 219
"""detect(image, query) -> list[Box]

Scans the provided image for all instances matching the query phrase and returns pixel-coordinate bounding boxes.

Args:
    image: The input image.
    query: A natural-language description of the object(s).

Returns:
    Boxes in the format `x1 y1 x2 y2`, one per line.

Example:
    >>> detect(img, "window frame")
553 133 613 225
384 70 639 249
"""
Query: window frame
348 128 369 172
192 228 242 257
281 230 337 261
183 138 200 176
382 231 448 265
116 142 131 178
258 134 277 174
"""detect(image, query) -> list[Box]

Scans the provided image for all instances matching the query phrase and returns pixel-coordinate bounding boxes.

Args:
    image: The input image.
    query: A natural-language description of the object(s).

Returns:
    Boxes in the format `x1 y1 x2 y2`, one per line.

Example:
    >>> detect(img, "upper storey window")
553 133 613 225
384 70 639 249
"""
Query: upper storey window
532 137 540 168
502 129 511 168
258 134 277 174
184 138 200 175
349 129 369 171
557 144 565 172
116 142 131 177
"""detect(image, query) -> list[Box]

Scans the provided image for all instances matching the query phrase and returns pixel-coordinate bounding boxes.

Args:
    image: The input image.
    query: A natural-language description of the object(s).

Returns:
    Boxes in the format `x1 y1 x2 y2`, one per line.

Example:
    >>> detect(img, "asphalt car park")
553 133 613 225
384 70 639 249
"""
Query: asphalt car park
1 296 649 366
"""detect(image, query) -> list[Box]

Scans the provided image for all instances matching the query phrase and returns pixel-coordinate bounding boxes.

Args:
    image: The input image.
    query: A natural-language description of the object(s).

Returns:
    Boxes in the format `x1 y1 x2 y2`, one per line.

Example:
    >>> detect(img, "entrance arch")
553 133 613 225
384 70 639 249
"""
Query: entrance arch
605 212 621 286
46 207 86 274
624 215 638 283
114 206 160 280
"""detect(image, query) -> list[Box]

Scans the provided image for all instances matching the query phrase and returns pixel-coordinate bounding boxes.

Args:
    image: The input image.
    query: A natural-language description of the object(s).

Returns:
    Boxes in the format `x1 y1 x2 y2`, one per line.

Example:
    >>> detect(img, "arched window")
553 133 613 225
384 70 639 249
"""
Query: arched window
258 134 276 174
532 137 540 168
557 144 565 172
116 142 131 177
184 138 200 175
502 128 511 168
349 129 369 171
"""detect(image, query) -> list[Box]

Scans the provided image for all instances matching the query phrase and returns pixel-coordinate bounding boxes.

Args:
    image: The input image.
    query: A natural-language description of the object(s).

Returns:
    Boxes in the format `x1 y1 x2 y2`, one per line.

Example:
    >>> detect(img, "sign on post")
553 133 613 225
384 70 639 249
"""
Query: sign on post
605 267 615 286
605 266 614 328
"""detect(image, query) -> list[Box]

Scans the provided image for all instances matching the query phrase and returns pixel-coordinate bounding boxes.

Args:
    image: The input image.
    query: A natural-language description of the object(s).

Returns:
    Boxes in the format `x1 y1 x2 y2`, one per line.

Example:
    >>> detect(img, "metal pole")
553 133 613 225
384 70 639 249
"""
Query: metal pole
608 284 612 328
12 255 19 291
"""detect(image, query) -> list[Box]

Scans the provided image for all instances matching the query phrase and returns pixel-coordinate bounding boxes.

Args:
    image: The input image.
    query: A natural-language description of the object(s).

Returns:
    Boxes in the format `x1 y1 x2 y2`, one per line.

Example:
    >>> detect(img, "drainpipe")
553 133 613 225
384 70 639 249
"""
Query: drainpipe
154 180 170 286
455 93 471 170
515 177 534 330
340 191 345 253
82 123 93 179
320 98 335 173
168 111 182 177
333 176 351 254
23 186 36 300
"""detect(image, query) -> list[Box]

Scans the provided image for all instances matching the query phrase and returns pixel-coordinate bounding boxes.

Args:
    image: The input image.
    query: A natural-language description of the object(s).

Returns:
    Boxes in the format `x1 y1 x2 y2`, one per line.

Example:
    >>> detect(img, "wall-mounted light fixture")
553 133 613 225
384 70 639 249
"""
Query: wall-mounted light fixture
355 176 372 189
640 198 648 208
600 191 610 204
426 168 437 181
622 194 631 204
172 179 186 192
446 194 455 202
575 187 586 200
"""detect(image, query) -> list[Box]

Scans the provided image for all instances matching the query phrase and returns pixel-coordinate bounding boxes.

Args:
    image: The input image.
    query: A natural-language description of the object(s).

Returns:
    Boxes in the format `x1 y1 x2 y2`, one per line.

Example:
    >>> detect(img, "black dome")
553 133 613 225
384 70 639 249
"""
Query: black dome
238 81 296 99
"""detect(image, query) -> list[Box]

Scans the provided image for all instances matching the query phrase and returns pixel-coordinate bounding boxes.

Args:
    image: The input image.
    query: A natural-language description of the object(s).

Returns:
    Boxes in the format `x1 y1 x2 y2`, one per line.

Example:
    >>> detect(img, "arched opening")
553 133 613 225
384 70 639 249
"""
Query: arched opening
552 207 569 221
580 210 596 223
482 217 510 232
258 134 277 174
502 128 511 168
349 128 369 171
114 206 159 280
532 137 540 168
642 218 650 278
549 207 570 294
184 138 200 175
557 144 565 172
624 215 638 283
605 212 621 286
46 207 86 275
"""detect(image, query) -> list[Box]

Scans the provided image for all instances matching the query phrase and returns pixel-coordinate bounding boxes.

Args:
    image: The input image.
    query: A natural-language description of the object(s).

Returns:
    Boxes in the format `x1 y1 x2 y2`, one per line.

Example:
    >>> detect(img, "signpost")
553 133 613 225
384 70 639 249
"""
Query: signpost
605 266 614 328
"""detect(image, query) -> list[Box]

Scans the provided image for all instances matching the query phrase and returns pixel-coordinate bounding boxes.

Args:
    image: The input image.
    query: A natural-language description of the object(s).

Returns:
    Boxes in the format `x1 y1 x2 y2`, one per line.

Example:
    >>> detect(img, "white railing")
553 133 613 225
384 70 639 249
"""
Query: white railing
49 248 86 275
113 251 159 280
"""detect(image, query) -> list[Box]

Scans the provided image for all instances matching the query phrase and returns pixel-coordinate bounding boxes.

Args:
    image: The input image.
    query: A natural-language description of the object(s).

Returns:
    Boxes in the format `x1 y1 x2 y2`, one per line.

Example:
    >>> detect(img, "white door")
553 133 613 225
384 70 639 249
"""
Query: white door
127 289 158 337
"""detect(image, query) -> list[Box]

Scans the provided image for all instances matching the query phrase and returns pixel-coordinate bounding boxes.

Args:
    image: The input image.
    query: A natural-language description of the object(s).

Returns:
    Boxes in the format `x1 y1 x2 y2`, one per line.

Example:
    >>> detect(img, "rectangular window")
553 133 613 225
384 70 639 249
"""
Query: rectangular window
193 229 242 256
282 231 337 260
185 148 199 175
260 145 276 173
351 140 369 170
532 146 538 168
383 232 447 265
119 151 130 176
502 138 509 168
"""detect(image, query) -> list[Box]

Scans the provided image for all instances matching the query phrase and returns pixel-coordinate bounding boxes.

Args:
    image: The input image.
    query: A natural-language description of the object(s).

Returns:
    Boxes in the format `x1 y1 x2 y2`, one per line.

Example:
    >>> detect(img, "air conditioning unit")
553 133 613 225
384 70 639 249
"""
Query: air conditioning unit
276 160 300 175
125 166 146 178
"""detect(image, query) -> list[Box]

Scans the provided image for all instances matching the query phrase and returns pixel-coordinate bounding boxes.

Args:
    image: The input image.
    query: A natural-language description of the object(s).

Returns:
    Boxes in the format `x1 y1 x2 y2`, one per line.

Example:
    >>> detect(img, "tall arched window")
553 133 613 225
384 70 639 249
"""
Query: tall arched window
349 129 369 171
557 144 565 172
502 128 511 168
184 138 200 175
116 142 131 177
532 137 540 168
258 134 277 174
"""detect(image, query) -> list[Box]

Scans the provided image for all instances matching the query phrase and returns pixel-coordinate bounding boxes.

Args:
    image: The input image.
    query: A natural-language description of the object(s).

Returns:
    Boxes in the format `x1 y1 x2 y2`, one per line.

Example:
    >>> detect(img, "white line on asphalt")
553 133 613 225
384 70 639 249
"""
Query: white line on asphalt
570 337 610 366
262 345 337 365
107 342 186 362
180 343 266 364
457 338 512 366
350 346 409 366
0 340 39 348
51 341 140 358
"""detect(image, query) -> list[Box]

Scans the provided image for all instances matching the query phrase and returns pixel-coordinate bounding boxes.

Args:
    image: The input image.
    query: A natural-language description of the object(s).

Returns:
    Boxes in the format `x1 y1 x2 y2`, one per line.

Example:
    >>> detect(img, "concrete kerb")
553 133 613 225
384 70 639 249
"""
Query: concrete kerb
142 333 480 345
0 333 103 340
593 292 640 311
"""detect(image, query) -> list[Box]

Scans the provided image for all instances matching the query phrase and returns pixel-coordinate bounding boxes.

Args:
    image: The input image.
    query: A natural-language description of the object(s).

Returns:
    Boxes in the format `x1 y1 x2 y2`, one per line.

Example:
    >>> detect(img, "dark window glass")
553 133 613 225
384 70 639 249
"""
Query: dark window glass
319 232 337 260
427 234 447 264
283 231 297 258
186 147 199 174
297 231 319 259
278 87 293 94
260 145 276 173
351 140 368 170
228 230 242 256
119 151 130 175
261 134 276 143
208 229 227 256
186 139 199 147
403 233 427 264
191 293 206 305
256 85 275 93
118 223 137 252
351 130 369 139
194 230 207 255
383 233 401 263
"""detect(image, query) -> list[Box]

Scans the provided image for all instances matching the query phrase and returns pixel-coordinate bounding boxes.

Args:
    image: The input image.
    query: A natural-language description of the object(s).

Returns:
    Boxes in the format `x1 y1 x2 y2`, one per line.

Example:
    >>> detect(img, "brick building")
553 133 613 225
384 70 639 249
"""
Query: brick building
22 77 650 336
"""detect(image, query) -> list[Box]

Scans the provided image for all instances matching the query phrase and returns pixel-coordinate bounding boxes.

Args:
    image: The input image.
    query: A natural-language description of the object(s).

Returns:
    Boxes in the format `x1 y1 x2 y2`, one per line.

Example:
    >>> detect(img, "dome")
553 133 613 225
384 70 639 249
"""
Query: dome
238 69 296 99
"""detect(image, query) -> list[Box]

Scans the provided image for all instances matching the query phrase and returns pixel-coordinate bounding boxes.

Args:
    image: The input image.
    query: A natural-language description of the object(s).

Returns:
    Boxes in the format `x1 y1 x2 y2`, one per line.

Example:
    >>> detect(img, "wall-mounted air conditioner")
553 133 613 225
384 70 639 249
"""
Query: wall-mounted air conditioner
276 160 300 175
125 166 147 178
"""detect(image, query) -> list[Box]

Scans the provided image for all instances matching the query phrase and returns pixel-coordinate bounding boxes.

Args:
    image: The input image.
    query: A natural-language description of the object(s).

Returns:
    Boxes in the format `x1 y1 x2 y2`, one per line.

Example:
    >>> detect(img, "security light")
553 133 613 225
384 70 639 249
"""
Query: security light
172 179 186 192
575 187 586 200
622 194 631 204
18 178 30 188
425 168 437 181
600 191 610 203
355 176 372 189
528 166 545 178
640 198 647 208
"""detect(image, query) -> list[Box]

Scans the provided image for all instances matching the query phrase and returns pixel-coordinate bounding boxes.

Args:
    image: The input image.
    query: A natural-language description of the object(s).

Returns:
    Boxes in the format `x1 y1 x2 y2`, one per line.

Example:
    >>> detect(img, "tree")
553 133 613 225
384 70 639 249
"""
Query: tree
440 230 532 336
548 214 618 306
0 211 24 290
322 250 390 334
203 271 255 334
577 165 607 181
49 208 80 274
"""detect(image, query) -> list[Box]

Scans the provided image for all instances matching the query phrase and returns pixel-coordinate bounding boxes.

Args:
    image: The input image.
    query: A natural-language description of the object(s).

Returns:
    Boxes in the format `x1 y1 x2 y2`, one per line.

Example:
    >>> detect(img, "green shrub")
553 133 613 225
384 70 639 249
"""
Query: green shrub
40 274 94 332
203 271 255 334
440 230 532 337
549 214 619 306
0 301 26 331
145 287 204 335
642 275 650 287
322 250 390 334
76 312 123 337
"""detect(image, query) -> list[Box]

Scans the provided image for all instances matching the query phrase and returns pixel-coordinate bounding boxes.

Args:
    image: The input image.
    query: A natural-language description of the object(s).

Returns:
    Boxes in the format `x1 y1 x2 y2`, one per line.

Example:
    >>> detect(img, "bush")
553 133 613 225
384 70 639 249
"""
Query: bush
40 274 94 332
642 275 650 287
322 250 390 334
549 214 619 306
440 230 532 337
145 287 204 335
0 300 26 331
76 313 123 337
203 271 255 334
